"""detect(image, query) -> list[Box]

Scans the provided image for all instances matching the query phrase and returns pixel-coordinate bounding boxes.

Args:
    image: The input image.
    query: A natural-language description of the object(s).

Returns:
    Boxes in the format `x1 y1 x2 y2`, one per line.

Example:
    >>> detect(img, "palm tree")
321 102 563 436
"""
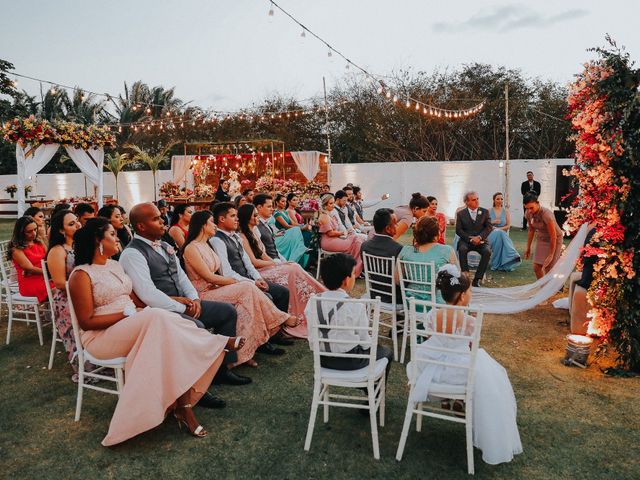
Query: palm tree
104 152 133 200
126 142 177 202
65 89 105 124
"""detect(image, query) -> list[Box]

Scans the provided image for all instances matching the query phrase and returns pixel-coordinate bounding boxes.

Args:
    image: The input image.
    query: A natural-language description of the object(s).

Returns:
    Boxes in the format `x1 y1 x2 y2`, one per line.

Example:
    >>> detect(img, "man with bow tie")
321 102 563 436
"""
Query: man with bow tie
455 191 493 287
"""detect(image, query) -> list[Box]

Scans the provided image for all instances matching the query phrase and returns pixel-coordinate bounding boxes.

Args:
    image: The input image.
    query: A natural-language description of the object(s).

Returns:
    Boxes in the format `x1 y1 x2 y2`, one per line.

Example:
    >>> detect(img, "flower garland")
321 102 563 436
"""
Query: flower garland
566 41 640 371
1 116 115 149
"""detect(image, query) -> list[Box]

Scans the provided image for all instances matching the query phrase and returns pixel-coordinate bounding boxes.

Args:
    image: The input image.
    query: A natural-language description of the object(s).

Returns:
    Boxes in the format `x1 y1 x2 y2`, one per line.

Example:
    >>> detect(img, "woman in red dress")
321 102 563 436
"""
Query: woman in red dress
426 196 447 244
168 203 193 249
9 216 50 302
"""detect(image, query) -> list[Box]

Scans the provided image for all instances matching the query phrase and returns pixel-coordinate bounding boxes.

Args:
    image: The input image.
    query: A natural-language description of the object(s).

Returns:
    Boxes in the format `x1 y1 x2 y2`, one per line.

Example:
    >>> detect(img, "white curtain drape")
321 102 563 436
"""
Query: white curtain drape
171 155 195 185
16 143 59 216
64 146 105 209
291 151 322 181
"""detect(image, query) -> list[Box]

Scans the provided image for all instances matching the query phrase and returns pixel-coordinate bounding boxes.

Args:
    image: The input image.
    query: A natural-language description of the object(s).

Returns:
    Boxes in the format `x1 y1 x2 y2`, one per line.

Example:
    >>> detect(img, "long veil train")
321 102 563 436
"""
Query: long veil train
470 223 589 314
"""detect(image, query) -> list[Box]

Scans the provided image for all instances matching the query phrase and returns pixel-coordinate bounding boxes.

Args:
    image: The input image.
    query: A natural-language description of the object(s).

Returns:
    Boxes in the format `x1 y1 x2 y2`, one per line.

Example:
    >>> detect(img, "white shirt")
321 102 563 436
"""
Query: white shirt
336 204 355 230
255 218 285 263
328 208 348 233
119 234 198 314
468 208 478 221
209 229 263 282
304 290 371 354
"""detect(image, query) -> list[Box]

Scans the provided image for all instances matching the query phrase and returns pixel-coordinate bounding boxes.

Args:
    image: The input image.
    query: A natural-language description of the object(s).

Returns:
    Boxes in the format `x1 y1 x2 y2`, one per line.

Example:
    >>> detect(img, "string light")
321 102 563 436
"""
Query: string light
267 1 274 16
300 28 306 38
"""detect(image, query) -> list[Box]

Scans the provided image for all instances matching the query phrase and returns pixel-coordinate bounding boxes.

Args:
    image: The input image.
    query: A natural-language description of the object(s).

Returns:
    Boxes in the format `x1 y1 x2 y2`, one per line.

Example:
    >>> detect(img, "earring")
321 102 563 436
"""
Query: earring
99 243 104 256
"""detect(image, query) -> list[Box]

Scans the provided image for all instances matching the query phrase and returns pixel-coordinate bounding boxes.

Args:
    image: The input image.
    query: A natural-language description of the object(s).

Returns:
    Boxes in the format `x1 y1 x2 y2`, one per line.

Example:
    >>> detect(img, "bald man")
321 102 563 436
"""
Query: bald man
120 203 250 387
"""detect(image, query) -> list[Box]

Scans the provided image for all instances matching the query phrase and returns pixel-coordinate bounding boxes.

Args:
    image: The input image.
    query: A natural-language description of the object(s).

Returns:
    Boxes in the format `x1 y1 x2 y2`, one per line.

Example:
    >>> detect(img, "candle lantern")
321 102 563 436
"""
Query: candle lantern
562 334 593 368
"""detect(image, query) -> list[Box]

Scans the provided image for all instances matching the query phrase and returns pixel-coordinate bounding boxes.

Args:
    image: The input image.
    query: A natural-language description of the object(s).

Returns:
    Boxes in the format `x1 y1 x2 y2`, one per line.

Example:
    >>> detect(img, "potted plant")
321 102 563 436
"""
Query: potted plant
25 185 32 198
5 184 17 199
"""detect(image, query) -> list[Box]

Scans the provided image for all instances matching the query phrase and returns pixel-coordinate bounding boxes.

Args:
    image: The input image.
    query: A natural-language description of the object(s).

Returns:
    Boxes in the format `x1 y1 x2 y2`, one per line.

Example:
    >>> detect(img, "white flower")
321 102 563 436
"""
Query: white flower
438 263 461 279
450 277 460 286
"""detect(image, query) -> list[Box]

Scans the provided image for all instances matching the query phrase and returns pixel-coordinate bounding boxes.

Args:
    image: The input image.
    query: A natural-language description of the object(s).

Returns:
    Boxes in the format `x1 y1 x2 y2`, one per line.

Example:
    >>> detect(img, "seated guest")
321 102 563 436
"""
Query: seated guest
238 203 326 338
183 210 300 364
209 202 292 346
52 202 72 216
119 202 249 387
97 205 130 260
410 265 522 465
570 226 597 335
157 199 171 227
242 188 255 204
333 190 367 239
116 205 134 241
9 216 50 302
489 192 511 233
24 206 48 246
305 253 392 380
74 203 95 226
361 208 403 304
69 217 245 445
317 194 364 277
353 186 389 222
233 195 247 209
46 209 83 380
456 191 492 287
257 193 308 267
168 203 193 249
344 185 372 233
397 216 458 305
215 178 231 202
425 196 447 244
285 192 314 246
393 193 430 240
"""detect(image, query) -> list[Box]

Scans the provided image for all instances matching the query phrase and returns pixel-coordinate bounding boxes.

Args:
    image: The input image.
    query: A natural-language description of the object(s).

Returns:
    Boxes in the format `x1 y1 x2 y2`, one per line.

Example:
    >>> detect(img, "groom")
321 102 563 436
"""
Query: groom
455 191 493 287
120 202 251 389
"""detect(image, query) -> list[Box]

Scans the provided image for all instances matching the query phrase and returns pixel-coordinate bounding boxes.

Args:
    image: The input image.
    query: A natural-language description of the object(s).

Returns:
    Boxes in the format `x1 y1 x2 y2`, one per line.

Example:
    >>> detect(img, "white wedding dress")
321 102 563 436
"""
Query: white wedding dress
408 312 523 465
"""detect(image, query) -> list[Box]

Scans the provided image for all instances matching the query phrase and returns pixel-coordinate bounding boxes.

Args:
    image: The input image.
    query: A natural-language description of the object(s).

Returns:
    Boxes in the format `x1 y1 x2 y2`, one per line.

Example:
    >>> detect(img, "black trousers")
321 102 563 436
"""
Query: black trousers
457 240 492 281
180 300 238 365
320 345 393 382
266 280 289 313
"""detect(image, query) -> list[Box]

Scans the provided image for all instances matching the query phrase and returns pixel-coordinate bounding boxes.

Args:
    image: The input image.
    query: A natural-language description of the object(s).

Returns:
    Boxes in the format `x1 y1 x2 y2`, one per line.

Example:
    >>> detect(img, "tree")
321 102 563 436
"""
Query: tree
104 152 133 200
126 142 177 202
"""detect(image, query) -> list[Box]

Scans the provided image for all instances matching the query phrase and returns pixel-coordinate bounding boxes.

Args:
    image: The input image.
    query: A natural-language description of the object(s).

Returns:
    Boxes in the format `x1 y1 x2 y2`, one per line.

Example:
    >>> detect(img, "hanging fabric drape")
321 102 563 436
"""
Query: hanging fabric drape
16 143 59 216
291 151 321 181
470 223 589 314
64 146 105 209
171 155 195 185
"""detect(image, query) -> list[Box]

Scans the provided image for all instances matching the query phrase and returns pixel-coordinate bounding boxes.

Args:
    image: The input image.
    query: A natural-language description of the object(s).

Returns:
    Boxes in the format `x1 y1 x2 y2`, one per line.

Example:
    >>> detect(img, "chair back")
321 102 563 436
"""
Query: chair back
307 295 381 378
363 252 397 305
65 280 86 369
398 259 437 309
407 298 483 395
41 259 57 315
0 257 18 308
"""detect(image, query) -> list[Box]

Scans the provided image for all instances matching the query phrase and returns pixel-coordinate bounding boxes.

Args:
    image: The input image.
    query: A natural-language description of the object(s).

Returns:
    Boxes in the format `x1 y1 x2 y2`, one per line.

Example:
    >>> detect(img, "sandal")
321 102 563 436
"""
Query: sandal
225 336 246 351
174 404 207 438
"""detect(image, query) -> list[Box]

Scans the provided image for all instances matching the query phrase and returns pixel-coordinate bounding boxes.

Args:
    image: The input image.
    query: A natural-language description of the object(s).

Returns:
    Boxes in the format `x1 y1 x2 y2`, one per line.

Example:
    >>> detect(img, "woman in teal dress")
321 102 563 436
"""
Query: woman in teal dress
271 194 309 267
397 216 459 306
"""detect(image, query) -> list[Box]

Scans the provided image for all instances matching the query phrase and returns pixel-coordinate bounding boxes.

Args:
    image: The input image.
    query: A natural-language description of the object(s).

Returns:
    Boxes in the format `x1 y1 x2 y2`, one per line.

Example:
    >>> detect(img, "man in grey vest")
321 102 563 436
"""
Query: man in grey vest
120 203 251 392
253 193 287 262
209 202 293 347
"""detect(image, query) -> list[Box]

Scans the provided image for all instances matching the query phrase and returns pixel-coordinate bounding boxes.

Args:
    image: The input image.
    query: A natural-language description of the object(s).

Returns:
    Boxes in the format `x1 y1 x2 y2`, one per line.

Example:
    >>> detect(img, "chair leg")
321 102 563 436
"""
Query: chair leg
391 311 398 362
35 307 43 346
48 323 57 370
75 375 84 422
115 367 125 392
315 253 322 279
400 316 409 364
379 377 386 427
6 308 13 345
395 399 416 461
368 384 380 460
323 386 329 423
416 403 423 432
466 408 474 474
304 381 322 451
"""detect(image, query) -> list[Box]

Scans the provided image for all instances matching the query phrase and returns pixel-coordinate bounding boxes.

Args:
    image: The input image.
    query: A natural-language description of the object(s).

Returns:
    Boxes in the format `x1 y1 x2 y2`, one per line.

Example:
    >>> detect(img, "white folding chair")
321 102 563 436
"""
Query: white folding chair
315 248 337 279
304 295 387 459
362 252 403 361
42 260 65 370
1 256 47 346
66 283 126 421
397 259 436 363
395 298 483 474
0 240 16 321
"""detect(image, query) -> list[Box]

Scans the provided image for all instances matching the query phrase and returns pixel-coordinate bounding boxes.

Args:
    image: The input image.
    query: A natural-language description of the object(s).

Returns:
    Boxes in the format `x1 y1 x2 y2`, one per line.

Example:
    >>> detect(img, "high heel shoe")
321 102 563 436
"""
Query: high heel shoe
174 404 207 438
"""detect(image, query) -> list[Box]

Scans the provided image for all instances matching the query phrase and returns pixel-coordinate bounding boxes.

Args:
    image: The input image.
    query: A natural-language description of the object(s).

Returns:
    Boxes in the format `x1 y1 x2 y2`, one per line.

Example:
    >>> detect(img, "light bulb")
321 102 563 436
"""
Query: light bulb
415 102 420 110
377 86 383 94
268 5 274 16
327 50 332 58
392 95 398 103
405 99 411 108
50 86 56 94
300 29 306 38
385 91 391 98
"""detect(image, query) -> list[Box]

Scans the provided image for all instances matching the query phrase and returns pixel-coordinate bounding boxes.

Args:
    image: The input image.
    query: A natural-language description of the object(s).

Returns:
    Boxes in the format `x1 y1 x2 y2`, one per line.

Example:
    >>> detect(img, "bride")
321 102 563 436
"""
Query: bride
408 265 523 465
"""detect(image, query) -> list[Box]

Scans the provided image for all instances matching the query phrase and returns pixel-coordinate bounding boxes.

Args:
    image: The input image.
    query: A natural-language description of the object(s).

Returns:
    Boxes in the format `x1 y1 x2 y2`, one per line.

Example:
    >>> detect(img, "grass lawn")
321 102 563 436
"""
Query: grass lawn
0 220 638 479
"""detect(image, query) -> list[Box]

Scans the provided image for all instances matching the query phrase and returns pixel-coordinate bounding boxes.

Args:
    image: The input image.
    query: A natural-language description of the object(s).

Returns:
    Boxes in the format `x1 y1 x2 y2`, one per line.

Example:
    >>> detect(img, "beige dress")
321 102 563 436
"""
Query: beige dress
184 242 289 364
525 206 563 267
75 260 226 446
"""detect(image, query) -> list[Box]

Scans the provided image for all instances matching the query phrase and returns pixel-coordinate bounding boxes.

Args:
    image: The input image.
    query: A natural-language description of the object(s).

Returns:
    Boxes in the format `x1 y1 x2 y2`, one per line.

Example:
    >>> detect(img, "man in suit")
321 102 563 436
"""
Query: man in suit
521 171 541 229
455 191 493 287
253 193 288 262
209 202 293 348
361 208 403 304
120 203 250 404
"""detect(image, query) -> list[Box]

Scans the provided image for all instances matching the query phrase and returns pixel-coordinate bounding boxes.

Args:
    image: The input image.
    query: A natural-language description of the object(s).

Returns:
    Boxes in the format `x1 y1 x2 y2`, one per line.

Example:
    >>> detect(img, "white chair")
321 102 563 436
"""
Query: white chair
362 252 403 361
304 295 387 459
66 283 126 421
397 259 436 363
395 298 484 474
1 256 47 346
0 240 15 320
42 260 64 370
315 248 337 279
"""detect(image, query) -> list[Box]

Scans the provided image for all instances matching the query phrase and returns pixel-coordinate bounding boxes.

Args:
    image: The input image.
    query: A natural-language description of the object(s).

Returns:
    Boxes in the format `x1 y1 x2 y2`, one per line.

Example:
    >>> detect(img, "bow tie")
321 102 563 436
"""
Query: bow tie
151 241 162 250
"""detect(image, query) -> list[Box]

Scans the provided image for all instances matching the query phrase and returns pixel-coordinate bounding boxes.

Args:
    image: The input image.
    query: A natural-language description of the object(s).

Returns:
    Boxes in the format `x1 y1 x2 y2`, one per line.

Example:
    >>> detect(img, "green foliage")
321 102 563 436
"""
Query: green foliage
104 152 133 200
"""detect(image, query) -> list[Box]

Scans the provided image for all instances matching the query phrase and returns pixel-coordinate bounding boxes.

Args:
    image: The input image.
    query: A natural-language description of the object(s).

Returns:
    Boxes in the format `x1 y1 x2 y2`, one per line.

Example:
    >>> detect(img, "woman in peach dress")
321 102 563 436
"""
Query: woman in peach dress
68 217 244 445
237 203 326 338
182 210 299 366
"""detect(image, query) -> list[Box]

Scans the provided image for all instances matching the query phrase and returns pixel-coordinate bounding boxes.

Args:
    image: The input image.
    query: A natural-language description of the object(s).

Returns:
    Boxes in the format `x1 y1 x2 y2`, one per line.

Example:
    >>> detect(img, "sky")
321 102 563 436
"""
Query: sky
1 0 639 111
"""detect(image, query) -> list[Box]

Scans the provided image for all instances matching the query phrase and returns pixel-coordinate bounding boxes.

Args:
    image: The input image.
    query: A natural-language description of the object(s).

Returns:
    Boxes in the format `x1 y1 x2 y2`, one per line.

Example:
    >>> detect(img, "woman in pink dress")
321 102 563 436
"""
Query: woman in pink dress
182 210 300 366
237 203 326 338
68 217 244 445
316 194 364 277
426 196 447 244
9 215 50 302
523 193 564 279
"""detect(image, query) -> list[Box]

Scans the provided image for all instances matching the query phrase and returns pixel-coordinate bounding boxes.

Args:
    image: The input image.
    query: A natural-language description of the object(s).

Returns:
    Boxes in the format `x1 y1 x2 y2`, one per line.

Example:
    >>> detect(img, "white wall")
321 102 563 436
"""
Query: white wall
0 170 173 214
330 159 573 222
